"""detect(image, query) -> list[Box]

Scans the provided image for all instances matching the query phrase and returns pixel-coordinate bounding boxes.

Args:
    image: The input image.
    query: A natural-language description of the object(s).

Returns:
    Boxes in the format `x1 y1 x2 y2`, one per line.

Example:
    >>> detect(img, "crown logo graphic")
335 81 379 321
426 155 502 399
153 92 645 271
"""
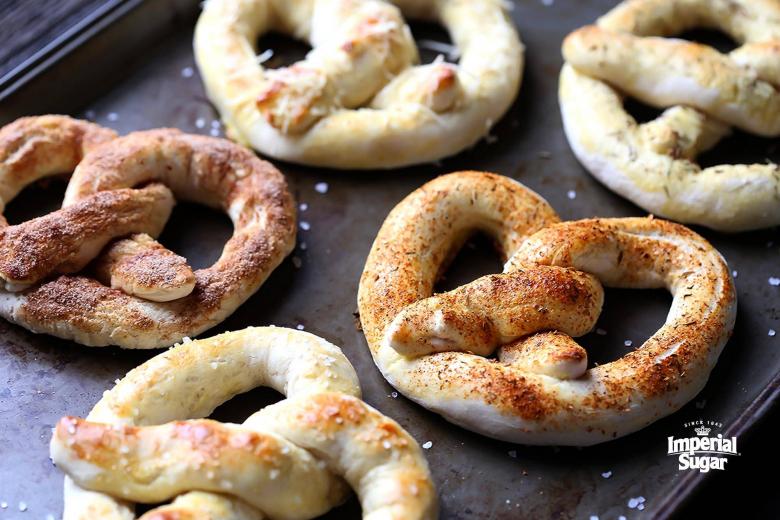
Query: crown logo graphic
694 426 711 436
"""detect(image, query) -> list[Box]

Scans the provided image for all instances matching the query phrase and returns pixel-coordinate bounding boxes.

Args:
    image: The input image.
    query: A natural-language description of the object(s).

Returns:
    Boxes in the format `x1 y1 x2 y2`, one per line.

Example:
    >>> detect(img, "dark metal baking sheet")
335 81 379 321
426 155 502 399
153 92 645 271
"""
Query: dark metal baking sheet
1 1 778 518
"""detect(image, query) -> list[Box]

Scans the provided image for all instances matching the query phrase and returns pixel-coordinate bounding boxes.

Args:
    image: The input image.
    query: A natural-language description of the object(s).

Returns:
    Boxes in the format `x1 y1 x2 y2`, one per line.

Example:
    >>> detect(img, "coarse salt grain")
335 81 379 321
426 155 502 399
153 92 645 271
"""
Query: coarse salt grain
624 339 633 347
300 221 311 231
296 324 305 330
18 501 27 512
769 329 776 337
422 441 433 449
589 516 598 520
107 112 119 122
601 470 612 478
181 66 194 78
209 128 220 137
596 328 607 336
314 182 329 194
195 117 206 129
299 202 308 211
1 502 7 508
390 391 398 398
567 190 576 200
769 277 780 286
732 270 738 278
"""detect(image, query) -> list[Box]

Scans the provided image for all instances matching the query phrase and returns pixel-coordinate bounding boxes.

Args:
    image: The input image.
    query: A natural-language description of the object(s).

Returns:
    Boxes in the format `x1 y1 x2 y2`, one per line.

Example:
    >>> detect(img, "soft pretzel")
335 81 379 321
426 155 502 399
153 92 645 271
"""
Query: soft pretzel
49 327 438 520
559 0 780 231
358 171 736 445
0 116 296 348
194 0 523 169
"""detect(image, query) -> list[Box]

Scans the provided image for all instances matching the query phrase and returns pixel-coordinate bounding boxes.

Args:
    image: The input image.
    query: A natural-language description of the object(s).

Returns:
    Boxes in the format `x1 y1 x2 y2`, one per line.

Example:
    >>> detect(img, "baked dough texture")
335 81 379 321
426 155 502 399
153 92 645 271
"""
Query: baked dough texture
0 116 296 348
358 171 736 445
194 0 523 169
50 327 438 520
560 0 780 231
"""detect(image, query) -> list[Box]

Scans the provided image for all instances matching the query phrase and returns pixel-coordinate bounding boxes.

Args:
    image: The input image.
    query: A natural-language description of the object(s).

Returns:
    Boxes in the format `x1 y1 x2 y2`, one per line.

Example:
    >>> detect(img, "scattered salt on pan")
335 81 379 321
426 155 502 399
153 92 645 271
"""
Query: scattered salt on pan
589 516 598 520
566 190 576 200
732 270 738 278
182 336 192 343
209 128 220 137
508 450 517 458
314 182 329 194
211 120 220 128
624 339 633 347
0 501 7 509
596 328 607 336
541 0 554 5
618 517 627 520
769 277 780 286
300 221 311 231
18 501 27 512
181 66 194 78
46 514 55 520
422 441 433 449
390 391 398 398
299 202 308 211
769 329 777 337
84 109 96 120
195 118 206 129
299 241 308 251
296 324 305 330
628 498 639 509
601 470 612 479
114 379 121 385
107 112 119 122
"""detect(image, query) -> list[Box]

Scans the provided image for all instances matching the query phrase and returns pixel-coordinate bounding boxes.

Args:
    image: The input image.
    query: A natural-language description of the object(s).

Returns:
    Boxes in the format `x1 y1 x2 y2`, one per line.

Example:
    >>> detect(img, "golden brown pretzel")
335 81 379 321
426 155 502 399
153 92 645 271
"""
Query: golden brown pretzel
358 171 736 445
50 327 438 520
0 116 296 348
194 0 523 168
560 0 780 231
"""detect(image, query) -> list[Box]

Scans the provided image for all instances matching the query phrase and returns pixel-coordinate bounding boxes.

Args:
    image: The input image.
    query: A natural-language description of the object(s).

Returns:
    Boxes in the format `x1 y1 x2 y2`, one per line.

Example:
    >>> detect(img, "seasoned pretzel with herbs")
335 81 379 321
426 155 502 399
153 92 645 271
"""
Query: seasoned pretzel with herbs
560 0 780 231
50 327 438 520
0 116 296 348
194 0 523 169
358 171 736 445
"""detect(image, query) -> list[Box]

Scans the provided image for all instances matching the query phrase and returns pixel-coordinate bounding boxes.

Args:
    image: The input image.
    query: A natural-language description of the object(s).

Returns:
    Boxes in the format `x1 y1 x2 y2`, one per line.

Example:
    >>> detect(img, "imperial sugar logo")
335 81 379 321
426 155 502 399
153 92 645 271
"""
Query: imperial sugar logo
667 420 739 473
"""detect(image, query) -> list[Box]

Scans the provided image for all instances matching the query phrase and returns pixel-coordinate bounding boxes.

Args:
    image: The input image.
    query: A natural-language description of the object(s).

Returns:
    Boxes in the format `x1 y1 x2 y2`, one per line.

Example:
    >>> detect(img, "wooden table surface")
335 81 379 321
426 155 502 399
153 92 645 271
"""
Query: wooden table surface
0 1 776 518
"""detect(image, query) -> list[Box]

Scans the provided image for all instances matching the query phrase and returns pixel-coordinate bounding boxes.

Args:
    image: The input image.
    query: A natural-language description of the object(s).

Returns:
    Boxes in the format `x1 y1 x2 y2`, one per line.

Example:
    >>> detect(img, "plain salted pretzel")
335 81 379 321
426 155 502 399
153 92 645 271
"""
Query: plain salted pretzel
0 116 296 348
50 327 438 520
194 0 523 169
560 0 780 231
358 171 736 445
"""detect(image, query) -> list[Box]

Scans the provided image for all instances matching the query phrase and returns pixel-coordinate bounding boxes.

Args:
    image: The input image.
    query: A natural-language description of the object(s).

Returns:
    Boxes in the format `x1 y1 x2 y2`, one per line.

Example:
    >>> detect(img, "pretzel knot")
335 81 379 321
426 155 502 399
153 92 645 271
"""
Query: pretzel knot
559 0 780 231
50 327 438 520
194 0 523 169
0 116 296 348
358 171 736 445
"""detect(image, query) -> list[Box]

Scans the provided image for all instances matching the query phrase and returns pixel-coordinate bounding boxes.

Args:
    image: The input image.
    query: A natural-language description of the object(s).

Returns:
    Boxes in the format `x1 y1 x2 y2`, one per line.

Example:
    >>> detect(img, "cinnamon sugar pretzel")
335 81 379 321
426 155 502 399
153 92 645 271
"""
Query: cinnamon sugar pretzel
560 0 780 231
0 116 296 348
194 0 523 168
358 171 736 445
50 327 438 520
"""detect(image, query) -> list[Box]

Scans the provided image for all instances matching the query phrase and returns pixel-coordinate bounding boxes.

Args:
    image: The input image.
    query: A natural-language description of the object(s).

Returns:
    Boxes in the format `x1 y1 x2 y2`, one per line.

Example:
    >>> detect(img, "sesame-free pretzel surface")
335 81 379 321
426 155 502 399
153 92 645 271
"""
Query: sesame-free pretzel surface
194 0 523 169
560 0 780 231
50 327 438 520
0 116 296 348
358 171 736 445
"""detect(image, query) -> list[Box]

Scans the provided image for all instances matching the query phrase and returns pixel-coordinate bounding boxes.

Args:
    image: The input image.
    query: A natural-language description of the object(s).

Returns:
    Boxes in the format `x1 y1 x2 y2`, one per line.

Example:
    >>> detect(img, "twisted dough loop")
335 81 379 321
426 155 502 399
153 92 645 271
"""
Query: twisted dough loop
0 116 296 348
560 0 780 231
50 327 437 520
194 0 523 168
358 172 736 445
